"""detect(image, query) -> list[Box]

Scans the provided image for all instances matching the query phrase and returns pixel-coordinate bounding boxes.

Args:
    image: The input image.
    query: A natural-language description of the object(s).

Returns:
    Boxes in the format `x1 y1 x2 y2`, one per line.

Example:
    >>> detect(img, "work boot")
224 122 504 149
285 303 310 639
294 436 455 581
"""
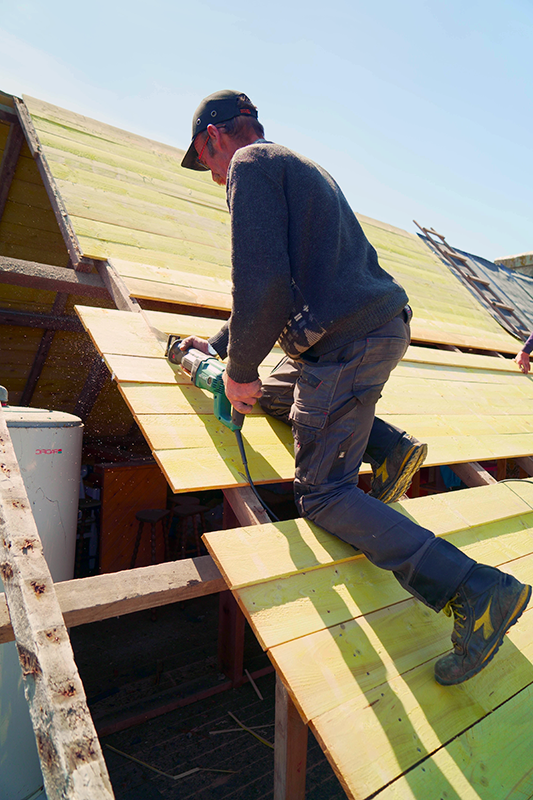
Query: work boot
435 566 531 686
369 434 428 503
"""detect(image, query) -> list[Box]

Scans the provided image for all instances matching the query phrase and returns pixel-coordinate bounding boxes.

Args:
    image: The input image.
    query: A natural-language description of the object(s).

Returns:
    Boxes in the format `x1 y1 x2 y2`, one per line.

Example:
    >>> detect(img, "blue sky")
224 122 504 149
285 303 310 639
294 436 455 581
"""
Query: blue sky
0 0 531 261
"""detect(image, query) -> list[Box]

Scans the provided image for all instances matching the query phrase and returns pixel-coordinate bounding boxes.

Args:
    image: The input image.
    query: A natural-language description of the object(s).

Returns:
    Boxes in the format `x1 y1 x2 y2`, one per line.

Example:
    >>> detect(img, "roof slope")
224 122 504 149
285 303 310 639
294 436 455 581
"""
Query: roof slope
26 95 521 353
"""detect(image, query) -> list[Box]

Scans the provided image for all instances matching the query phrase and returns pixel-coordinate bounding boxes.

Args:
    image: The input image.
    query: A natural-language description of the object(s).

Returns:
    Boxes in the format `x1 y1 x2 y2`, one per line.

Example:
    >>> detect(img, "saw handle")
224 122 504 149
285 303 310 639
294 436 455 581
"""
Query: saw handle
232 408 245 429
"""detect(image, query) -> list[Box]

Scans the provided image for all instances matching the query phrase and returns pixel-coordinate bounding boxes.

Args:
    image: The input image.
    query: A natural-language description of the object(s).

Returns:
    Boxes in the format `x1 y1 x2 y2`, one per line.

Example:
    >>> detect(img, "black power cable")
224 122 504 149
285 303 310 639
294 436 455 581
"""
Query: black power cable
234 429 280 522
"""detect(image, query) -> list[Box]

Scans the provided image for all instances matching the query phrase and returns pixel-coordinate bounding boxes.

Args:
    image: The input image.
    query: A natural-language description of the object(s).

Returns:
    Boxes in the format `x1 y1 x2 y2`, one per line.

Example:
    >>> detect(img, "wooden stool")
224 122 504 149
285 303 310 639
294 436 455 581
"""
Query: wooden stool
130 508 170 569
168 503 208 558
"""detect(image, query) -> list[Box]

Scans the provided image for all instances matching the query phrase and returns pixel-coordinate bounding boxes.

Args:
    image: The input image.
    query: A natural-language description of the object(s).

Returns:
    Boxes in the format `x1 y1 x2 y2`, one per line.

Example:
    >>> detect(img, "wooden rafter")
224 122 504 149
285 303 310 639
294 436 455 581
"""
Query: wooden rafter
449 461 497 487
0 119 24 221
0 307 83 332
0 104 17 123
0 409 114 799
96 259 142 312
20 293 68 406
13 98 90 273
0 255 109 298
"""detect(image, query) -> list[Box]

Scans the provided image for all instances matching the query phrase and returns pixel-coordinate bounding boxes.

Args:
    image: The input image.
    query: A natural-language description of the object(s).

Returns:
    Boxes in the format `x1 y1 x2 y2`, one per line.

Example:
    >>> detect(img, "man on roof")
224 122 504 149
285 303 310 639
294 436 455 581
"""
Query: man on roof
181 89 531 685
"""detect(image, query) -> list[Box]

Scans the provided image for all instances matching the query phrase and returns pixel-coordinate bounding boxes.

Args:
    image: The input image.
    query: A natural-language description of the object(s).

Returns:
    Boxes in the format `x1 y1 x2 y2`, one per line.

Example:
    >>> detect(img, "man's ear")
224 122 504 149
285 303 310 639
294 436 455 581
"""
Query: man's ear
206 123 222 148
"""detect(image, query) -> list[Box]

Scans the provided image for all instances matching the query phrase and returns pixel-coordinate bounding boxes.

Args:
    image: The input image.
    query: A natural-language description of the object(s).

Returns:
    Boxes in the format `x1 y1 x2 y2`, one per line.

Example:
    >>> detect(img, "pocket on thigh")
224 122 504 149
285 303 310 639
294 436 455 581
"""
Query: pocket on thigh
289 405 328 485
353 335 408 406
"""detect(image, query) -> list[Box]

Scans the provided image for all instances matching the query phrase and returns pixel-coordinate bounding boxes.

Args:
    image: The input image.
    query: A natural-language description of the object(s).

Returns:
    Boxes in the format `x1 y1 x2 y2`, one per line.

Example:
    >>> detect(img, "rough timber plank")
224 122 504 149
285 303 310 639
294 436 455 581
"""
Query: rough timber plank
0 410 114 799
0 555 225 644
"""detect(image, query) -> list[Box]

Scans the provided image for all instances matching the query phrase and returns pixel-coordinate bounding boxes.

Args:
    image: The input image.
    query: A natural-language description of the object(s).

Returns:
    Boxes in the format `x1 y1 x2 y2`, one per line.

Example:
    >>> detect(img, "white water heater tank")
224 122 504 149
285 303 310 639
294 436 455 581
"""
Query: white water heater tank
0 402 83 800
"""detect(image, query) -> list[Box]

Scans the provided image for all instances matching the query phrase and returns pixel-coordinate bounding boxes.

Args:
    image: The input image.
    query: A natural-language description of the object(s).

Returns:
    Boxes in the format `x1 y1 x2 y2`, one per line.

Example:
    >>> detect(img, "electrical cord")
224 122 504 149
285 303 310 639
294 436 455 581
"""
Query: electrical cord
234 430 280 522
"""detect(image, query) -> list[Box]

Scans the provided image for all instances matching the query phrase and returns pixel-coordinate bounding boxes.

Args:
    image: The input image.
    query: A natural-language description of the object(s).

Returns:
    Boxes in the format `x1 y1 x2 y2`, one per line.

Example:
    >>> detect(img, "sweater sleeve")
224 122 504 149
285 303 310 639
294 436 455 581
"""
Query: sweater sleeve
224 156 293 383
522 332 533 354
208 322 229 359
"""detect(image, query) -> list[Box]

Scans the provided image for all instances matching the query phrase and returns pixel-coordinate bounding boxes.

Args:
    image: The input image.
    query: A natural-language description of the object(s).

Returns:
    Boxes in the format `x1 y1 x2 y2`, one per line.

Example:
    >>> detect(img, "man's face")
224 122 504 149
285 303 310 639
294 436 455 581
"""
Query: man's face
194 126 238 185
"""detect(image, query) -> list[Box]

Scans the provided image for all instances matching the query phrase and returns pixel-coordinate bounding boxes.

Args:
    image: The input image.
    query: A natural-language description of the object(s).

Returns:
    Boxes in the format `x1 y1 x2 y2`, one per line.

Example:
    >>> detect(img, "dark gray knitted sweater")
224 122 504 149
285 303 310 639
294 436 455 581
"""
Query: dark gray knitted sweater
209 141 408 383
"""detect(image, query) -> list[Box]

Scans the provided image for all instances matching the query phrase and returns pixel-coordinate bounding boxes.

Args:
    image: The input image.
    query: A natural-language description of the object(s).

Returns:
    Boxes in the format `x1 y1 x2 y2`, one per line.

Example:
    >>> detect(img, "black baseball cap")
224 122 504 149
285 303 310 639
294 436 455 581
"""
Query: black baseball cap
181 89 258 171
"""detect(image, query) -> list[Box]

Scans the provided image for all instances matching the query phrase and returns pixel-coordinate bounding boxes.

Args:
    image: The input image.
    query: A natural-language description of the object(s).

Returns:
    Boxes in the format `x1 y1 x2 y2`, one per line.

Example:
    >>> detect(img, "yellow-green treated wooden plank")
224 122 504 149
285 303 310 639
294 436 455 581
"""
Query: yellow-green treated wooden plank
119 382 216 416
32 125 227 205
203 483 533 590
234 555 408 650
103 352 276 384
72 216 232 267
203 519 357 590
123 276 232 310
310 597 533 800
397 482 532 531
232 531 533 651
25 94 192 160
76 305 165 358
267 534 533 722
271 583 533 727
52 165 229 223
145 310 229 339
31 113 194 177
47 153 228 216
56 180 231 251
112 258 232 294
137 411 292 451
377 684 533 800
401 345 514 370
155 442 296 493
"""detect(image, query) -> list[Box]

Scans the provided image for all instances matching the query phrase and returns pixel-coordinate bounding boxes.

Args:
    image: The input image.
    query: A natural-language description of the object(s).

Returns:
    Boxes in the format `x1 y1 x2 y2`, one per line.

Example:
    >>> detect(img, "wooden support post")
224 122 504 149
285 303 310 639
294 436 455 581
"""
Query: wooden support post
274 674 308 800
217 487 271 685
515 457 533 477
223 485 271 526
0 409 114 799
218 589 245 686
496 458 507 482
449 461 497 487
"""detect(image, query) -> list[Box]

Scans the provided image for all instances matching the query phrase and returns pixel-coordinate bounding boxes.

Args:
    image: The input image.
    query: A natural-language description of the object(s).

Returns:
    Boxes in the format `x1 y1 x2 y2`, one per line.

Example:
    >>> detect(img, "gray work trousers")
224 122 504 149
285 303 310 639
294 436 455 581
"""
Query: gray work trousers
259 313 475 611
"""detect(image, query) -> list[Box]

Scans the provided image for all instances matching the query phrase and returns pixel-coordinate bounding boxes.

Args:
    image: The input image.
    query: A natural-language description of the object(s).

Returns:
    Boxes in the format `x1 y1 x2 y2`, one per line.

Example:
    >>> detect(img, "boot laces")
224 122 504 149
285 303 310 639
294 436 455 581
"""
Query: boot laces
443 593 467 652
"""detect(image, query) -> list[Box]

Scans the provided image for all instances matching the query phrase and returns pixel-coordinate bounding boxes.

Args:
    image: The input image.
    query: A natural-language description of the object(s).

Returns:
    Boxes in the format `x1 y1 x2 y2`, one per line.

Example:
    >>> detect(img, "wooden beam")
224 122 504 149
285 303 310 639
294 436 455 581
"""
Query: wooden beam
0 120 24 220
223 486 272 526
96 260 141 312
449 461 497 487
0 255 109 298
13 97 91 273
0 307 84 332
0 555 224 644
0 409 114 798
274 675 308 800
20 293 68 406
0 104 18 123
515 457 533 477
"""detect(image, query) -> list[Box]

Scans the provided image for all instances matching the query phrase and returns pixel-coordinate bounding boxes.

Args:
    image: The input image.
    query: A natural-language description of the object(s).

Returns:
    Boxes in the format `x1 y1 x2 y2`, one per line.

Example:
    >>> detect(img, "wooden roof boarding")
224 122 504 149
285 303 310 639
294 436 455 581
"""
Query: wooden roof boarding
75 303 533 494
204 480 533 799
